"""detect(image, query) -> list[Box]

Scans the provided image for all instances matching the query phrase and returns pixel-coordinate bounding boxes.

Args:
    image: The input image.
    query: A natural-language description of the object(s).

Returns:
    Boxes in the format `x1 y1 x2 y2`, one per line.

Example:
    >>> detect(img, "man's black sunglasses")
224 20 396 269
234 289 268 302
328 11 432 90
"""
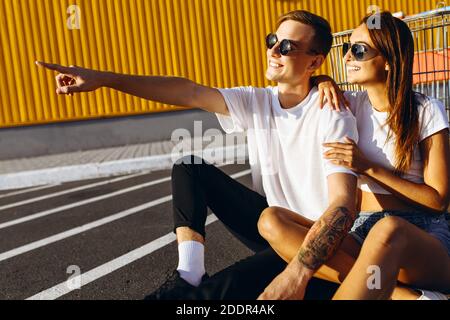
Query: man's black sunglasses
266 33 316 56
342 42 379 61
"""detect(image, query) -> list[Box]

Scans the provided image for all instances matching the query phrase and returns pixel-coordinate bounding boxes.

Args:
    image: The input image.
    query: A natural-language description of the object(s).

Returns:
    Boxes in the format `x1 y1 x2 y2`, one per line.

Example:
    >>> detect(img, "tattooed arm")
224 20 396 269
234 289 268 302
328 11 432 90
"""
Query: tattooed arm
258 173 357 300
298 205 355 270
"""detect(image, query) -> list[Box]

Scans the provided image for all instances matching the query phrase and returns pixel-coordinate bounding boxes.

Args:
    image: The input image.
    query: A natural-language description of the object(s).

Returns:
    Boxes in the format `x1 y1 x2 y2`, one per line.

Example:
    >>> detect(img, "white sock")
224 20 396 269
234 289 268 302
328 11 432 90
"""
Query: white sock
176 241 206 287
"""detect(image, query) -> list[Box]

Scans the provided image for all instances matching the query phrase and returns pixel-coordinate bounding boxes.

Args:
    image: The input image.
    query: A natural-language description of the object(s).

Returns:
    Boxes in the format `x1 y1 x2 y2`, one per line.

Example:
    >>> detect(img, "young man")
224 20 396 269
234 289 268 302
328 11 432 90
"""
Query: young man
37 10 359 300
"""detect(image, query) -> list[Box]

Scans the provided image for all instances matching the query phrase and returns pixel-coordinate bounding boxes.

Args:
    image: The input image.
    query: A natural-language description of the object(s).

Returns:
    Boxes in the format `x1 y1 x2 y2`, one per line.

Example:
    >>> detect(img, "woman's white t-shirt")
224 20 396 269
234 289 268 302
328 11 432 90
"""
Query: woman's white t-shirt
216 86 359 221
344 91 449 195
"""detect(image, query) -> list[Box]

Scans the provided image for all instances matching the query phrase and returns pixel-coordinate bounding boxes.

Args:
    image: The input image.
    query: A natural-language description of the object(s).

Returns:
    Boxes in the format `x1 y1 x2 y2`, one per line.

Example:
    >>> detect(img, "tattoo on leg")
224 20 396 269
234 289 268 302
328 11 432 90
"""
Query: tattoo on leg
298 207 354 271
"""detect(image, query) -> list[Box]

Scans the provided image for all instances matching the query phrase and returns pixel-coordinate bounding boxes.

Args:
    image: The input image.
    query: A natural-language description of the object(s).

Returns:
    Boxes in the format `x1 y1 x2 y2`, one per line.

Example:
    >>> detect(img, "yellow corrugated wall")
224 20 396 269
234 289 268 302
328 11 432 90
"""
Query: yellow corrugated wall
0 0 440 128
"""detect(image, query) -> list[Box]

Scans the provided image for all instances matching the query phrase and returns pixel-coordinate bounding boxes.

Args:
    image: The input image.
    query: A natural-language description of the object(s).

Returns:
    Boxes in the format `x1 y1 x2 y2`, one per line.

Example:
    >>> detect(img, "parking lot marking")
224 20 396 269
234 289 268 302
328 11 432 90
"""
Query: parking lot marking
0 172 148 211
0 170 251 262
0 184 60 200
0 196 173 262
26 215 219 300
0 176 171 230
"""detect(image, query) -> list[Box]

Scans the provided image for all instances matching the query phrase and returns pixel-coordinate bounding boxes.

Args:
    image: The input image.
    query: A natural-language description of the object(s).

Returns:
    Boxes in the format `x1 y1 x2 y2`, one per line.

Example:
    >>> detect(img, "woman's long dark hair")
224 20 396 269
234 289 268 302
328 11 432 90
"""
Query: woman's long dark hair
362 12 420 174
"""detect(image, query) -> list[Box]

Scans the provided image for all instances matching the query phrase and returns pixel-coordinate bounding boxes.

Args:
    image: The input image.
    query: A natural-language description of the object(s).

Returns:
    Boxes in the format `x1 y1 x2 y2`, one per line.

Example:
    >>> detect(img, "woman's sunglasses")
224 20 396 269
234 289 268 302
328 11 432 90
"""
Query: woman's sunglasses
342 42 379 61
266 33 316 56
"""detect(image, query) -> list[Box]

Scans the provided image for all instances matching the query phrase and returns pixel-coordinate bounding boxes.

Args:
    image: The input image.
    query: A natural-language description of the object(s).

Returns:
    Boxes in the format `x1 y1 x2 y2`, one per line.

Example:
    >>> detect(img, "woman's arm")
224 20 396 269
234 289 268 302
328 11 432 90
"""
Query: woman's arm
312 75 350 111
323 130 450 214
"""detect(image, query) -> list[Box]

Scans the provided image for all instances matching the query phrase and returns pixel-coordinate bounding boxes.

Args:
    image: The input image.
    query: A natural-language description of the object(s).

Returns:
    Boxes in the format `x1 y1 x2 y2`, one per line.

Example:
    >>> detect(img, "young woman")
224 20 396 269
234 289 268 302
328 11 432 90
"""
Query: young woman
257 11 450 299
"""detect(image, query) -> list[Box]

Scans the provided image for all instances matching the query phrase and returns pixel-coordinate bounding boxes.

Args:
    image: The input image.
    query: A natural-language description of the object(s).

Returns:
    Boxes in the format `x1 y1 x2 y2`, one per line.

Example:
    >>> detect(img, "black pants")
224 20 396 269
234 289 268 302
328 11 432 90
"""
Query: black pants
172 156 338 299
173 155 269 252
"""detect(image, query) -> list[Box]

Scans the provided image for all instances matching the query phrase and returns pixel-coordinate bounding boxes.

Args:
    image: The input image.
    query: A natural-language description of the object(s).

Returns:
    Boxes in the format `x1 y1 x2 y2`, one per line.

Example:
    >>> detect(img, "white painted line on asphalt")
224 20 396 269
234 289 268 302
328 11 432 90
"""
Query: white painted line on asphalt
27 214 219 300
0 172 148 211
0 184 60 200
0 162 236 212
0 176 172 230
0 170 251 263
0 196 173 263
0 167 250 230
228 169 252 180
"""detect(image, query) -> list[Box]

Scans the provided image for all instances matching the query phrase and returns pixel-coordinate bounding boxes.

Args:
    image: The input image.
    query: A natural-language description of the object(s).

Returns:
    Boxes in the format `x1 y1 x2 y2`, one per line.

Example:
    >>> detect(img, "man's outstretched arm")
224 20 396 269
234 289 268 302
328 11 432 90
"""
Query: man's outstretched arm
258 173 357 300
35 61 229 115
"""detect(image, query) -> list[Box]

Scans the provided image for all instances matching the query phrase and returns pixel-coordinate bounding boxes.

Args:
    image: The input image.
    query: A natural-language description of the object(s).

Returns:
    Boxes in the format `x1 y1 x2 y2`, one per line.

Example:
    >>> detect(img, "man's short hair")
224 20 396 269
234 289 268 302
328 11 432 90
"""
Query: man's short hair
277 10 333 57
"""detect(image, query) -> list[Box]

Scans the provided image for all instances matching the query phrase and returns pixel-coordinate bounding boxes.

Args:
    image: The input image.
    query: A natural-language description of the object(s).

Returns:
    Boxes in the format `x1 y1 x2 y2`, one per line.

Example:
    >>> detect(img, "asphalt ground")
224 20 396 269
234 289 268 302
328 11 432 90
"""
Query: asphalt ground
0 163 257 300
3 162 447 302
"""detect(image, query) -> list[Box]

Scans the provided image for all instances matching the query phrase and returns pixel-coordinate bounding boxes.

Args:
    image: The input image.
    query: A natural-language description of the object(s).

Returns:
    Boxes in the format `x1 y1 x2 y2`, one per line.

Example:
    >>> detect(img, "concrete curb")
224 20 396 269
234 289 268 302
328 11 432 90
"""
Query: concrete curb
0 144 248 191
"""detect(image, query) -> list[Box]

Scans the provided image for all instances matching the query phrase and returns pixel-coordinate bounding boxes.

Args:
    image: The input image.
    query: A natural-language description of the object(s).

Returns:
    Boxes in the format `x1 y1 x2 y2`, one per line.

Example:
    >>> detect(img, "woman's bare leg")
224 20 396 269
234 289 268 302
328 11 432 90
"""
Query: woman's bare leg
258 207 424 299
258 207 362 284
333 216 450 300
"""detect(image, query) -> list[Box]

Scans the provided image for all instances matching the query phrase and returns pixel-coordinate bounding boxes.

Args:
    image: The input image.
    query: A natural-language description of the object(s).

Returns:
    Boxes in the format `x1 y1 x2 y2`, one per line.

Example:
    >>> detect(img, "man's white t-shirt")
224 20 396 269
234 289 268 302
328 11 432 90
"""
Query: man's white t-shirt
344 91 449 195
216 86 358 221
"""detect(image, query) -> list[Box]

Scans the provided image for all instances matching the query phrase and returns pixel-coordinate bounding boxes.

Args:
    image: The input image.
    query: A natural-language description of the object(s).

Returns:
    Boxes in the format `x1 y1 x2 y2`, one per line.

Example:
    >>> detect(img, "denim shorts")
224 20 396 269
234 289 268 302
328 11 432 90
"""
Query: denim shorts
349 211 450 256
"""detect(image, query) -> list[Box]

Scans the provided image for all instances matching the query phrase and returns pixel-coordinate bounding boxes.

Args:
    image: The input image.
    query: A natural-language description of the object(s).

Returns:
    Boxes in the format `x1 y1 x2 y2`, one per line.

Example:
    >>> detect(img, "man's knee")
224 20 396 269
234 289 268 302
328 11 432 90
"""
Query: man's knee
174 155 205 167
365 216 407 250
172 155 205 178
257 207 285 244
